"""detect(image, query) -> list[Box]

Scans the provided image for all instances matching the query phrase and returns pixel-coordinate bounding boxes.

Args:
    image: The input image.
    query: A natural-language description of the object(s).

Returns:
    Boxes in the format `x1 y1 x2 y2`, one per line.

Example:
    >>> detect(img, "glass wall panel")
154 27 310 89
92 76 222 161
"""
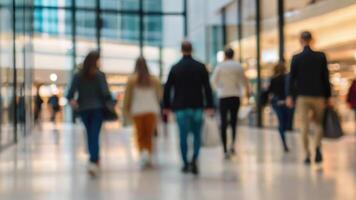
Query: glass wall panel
260 0 279 127
33 6 72 123
0 3 15 147
161 16 184 81
15 0 33 138
1 0 186 138
76 11 97 63
101 14 140 98
100 0 139 10
101 13 140 45
76 0 95 8
144 16 162 47
160 0 183 13
34 0 70 7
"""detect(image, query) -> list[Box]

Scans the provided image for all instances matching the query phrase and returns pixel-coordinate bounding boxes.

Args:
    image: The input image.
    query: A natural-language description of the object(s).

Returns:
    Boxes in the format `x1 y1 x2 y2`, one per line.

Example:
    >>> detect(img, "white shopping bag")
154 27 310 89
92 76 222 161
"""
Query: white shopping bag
202 115 220 148
238 105 253 120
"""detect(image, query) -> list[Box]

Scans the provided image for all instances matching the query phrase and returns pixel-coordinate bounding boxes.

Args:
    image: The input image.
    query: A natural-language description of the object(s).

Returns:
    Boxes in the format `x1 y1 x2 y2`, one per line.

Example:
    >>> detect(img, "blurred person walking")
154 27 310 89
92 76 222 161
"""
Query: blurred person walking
34 84 44 125
163 41 214 175
67 51 112 177
211 48 251 160
48 92 60 123
347 79 356 133
267 62 289 152
286 31 332 165
123 57 162 169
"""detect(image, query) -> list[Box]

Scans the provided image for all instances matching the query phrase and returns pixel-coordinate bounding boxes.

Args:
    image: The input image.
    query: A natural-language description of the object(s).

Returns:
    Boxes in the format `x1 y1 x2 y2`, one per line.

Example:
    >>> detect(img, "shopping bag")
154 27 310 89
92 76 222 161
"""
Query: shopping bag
103 98 119 122
238 105 253 120
323 108 343 139
202 115 220 148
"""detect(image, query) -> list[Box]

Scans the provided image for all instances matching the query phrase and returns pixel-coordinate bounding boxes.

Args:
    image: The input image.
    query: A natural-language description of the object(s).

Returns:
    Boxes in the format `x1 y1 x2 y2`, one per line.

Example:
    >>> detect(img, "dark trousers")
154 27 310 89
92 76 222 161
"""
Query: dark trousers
271 100 288 149
286 107 295 131
219 97 240 153
80 108 103 163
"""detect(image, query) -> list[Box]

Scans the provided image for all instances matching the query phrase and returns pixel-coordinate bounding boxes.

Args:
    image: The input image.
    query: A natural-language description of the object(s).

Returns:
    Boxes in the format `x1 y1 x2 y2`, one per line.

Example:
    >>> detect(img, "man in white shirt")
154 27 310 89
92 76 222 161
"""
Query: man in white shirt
211 48 251 159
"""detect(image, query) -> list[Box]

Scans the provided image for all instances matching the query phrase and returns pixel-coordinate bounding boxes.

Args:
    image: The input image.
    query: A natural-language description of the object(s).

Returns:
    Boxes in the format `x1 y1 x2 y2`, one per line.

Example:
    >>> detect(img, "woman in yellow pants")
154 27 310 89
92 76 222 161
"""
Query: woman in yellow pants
123 57 162 169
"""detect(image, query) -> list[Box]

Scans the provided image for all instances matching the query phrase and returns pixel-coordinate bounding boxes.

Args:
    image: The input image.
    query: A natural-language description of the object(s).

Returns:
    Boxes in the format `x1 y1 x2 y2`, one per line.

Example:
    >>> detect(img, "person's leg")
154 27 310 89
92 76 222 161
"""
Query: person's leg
89 109 103 163
143 113 157 154
273 104 289 151
286 107 295 131
175 110 190 168
230 97 240 152
80 110 93 162
310 98 326 163
50 108 55 122
191 109 203 161
219 98 229 154
191 109 203 174
296 97 311 162
133 115 145 153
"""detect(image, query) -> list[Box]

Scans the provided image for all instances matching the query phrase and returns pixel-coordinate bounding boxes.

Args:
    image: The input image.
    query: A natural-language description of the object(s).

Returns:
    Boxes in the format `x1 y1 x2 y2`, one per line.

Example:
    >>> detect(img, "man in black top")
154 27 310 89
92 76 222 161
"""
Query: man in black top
286 31 332 165
163 41 214 175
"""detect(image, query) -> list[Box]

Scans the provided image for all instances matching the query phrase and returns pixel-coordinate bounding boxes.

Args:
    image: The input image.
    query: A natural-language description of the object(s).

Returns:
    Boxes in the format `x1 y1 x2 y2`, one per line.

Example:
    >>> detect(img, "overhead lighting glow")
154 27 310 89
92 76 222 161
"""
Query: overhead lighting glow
50 73 58 82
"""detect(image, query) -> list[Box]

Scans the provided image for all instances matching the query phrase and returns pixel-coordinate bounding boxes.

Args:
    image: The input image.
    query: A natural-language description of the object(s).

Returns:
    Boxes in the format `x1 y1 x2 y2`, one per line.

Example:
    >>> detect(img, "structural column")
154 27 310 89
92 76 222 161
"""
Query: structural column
255 0 262 127
11 0 17 142
139 0 144 55
70 0 77 123
183 0 188 37
71 0 77 69
95 0 102 53
221 7 227 47
278 0 285 62
237 0 243 63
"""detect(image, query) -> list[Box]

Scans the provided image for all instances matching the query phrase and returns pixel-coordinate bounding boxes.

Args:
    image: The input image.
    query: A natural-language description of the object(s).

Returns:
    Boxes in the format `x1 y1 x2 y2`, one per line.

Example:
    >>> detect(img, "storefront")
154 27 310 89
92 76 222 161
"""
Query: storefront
0 0 33 149
210 0 356 133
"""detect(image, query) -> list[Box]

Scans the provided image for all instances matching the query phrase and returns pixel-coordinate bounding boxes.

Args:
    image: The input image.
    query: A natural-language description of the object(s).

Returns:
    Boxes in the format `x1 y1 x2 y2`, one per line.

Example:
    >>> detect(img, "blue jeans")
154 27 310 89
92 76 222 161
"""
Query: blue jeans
272 99 288 149
175 109 203 165
80 108 103 163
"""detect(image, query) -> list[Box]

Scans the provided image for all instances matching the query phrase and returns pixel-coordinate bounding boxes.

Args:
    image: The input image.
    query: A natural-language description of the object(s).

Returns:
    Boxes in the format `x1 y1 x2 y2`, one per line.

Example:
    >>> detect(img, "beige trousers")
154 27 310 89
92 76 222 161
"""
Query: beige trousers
296 96 326 156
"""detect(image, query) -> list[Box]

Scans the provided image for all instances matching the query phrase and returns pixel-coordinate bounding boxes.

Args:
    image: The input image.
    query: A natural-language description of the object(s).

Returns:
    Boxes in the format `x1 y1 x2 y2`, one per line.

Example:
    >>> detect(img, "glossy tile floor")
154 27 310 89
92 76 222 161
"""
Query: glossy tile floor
0 122 355 200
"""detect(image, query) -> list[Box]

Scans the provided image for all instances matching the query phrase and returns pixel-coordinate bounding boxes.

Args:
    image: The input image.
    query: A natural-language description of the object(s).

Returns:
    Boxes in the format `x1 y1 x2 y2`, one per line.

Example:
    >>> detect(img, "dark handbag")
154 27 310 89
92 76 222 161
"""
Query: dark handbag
103 97 118 121
259 90 269 107
323 107 343 139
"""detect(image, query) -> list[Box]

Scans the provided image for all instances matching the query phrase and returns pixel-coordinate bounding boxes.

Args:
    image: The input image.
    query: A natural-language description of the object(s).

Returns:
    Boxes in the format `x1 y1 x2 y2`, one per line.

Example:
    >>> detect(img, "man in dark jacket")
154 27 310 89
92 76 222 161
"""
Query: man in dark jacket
163 41 214 175
286 31 332 165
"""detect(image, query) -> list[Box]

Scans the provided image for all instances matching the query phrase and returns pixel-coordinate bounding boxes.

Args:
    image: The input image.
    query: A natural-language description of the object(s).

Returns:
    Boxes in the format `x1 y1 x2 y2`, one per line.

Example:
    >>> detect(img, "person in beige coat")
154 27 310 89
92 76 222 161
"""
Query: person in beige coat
123 57 162 168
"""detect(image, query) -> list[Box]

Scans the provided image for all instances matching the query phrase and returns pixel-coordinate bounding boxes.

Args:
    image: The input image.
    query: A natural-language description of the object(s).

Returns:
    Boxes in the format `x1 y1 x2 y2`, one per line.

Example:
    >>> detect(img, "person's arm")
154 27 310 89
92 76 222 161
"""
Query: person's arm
242 68 252 97
286 56 298 107
347 81 356 104
288 56 298 97
153 76 163 102
123 77 134 117
99 73 111 99
321 53 331 99
66 74 79 108
267 78 273 95
163 68 175 110
210 66 219 90
202 65 214 109
66 74 78 100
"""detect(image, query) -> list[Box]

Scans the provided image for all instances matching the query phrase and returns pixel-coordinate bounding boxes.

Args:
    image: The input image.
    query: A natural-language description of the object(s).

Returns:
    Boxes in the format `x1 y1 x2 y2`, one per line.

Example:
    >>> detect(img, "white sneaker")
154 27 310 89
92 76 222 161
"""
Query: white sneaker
139 151 153 169
87 162 99 177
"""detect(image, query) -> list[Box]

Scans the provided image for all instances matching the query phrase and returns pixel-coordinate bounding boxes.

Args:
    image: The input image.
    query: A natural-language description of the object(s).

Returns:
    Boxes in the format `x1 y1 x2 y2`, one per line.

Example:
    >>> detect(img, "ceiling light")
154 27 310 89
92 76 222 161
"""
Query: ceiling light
50 73 58 82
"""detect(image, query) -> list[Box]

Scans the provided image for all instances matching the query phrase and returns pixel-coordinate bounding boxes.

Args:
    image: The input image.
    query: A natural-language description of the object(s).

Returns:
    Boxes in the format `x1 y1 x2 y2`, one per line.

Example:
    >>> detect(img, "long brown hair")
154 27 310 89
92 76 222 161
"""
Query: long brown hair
135 57 151 87
81 51 100 79
273 62 287 77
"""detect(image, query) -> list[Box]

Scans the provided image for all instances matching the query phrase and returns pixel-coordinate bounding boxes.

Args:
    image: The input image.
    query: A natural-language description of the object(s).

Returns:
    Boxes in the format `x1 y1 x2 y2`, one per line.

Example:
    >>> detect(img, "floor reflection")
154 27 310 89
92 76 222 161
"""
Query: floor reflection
0 122 355 200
